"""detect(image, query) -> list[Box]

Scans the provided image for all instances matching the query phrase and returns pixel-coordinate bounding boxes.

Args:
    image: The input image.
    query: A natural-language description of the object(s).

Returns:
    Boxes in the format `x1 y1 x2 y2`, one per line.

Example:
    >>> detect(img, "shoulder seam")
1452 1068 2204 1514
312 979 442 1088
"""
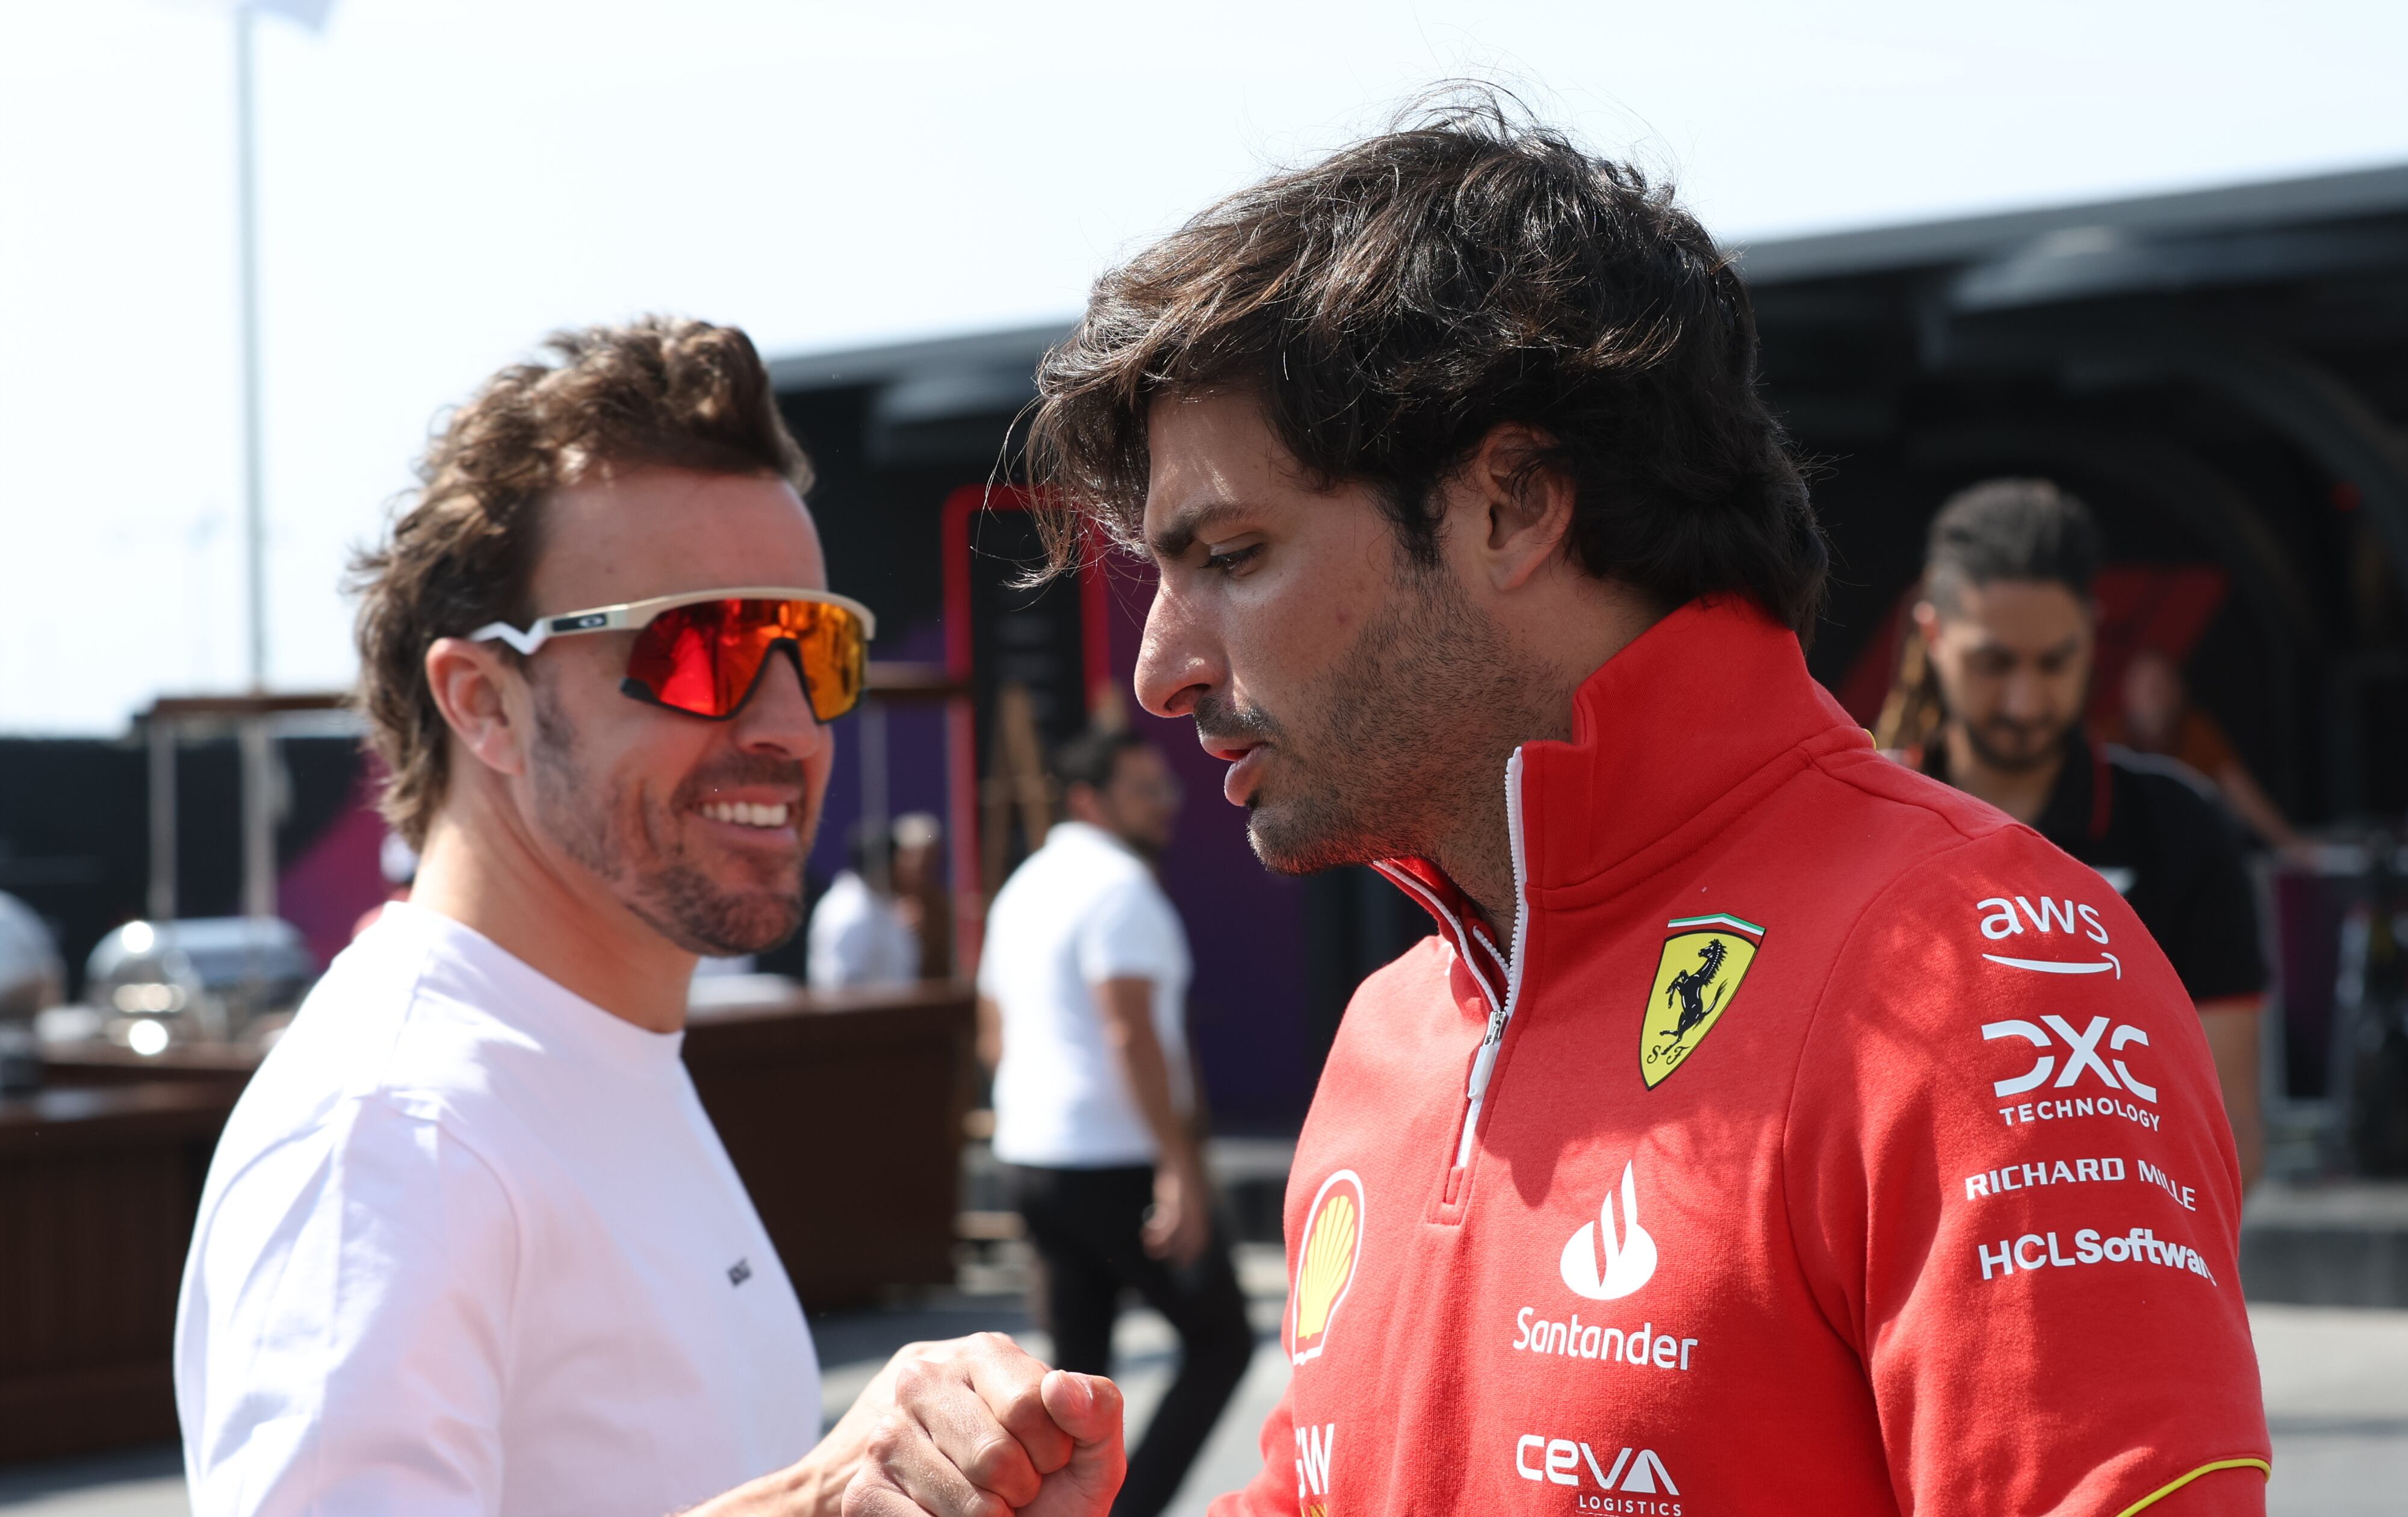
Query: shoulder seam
1805 744 2007 847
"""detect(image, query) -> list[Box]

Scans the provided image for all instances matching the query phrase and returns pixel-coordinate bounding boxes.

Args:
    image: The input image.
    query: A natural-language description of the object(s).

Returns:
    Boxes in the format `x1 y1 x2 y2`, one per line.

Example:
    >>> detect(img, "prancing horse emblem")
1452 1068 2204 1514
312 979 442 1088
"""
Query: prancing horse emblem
1639 914 1764 1089
1662 938 1730 1050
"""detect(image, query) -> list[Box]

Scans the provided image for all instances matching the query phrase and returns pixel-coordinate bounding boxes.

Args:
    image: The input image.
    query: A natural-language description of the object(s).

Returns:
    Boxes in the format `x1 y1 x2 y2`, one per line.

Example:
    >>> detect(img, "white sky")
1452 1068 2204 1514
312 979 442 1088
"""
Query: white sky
4 0 2406 732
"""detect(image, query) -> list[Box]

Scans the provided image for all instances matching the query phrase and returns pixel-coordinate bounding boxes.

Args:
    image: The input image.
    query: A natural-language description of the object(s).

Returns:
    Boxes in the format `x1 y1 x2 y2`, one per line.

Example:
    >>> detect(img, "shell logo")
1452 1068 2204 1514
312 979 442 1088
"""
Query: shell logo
1289 1170 1365 1365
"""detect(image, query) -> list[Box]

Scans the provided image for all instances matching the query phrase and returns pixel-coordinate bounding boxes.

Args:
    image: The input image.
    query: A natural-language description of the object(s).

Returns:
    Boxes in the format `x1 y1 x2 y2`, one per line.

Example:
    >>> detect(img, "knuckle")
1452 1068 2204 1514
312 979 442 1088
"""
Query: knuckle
963 1433 1019 1484
864 1413 913 1462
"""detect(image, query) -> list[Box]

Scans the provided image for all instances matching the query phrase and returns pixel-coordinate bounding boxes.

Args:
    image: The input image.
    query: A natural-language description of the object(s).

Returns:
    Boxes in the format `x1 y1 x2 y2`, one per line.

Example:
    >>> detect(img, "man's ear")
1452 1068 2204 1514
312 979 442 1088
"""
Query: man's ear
424 637 532 781
1460 422 1577 593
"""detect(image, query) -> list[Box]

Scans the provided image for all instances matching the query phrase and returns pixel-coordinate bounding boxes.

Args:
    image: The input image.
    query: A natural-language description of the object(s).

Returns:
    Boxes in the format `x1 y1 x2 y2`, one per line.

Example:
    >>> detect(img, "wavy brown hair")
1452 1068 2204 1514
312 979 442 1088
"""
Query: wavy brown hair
350 317 810 849
1025 90 1825 633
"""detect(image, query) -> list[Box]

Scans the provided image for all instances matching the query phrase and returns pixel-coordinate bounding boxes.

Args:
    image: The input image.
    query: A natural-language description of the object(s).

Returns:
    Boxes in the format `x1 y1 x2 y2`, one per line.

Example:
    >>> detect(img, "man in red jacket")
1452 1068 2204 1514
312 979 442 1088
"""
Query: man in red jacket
857 99 2270 1517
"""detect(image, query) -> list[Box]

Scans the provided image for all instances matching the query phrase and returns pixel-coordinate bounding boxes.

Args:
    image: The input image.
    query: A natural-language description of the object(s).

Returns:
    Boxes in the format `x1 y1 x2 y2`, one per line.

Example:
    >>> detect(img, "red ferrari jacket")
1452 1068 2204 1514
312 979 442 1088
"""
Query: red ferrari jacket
1216 600 2268 1517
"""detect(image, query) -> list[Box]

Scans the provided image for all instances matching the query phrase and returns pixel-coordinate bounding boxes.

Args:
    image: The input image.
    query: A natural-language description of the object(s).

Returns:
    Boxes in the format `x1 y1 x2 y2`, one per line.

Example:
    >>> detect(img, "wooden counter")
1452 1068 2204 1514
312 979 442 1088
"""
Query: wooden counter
682 984 976 1307
10 981 973 1466
0 1082 243 1464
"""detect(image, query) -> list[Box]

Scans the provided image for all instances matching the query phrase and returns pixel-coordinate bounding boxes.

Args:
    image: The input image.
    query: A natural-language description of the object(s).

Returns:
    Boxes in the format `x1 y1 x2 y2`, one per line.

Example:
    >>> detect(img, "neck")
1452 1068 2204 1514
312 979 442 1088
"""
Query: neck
1429 586 1664 946
408 800 697 1035
1941 721 2066 827
1425 754 1530 948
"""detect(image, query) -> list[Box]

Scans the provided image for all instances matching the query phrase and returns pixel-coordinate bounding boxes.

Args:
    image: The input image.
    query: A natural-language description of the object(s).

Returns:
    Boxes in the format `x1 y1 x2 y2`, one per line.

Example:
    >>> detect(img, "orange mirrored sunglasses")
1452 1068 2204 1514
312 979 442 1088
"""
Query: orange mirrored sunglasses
470 587 876 722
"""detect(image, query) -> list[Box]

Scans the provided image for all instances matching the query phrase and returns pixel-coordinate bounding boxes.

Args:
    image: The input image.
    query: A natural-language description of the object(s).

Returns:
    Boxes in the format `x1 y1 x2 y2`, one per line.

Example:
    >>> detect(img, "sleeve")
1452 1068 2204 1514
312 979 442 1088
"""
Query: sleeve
1206 1374 1301 1517
1075 878 1179 987
2161 791 2269 1005
178 1099 517 1517
1783 831 2270 1517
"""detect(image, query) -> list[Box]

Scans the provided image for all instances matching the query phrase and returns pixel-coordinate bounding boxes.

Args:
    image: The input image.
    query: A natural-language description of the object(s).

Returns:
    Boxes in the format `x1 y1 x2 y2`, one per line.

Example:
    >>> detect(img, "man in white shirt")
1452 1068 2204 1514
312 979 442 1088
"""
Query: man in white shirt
978 731 1253 1517
175 317 1120 1517
807 823 921 990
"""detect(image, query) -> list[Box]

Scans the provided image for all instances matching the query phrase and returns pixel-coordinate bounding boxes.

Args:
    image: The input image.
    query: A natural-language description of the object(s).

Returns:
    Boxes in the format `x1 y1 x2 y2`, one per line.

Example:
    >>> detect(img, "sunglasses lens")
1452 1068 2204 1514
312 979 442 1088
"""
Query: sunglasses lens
623 600 868 721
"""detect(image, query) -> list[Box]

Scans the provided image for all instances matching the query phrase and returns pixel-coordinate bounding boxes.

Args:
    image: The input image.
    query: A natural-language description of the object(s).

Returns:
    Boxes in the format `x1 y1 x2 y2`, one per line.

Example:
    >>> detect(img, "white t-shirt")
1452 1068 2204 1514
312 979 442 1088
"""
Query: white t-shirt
805 870 919 991
175 903 820 1517
979 822 1194 1168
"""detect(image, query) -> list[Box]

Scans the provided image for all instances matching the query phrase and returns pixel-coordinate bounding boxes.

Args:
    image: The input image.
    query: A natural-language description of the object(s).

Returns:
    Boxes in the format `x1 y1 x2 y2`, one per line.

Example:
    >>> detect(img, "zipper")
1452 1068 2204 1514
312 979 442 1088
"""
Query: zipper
1453 746 1533 1170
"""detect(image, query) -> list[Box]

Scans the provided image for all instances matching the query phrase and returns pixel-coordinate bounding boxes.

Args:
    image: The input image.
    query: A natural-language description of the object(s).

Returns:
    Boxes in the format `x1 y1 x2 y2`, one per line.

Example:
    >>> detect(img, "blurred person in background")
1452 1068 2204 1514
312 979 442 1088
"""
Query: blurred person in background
2109 647 2304 854
886 98 2267 1517
976 728 1252 1517
1888 479 2269 1188
808 818 921 990
892 811 954 979
175 318 1118 1517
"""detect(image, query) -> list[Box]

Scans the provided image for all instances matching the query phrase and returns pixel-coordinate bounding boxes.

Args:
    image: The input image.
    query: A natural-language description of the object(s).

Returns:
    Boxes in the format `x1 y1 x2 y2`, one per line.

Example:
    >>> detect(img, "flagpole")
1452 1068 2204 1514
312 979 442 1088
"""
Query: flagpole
234 2 267 693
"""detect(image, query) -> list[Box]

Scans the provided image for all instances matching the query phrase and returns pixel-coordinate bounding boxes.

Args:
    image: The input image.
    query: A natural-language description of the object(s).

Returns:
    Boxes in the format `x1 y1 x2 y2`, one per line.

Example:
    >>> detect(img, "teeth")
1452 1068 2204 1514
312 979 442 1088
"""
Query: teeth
701 801 790 829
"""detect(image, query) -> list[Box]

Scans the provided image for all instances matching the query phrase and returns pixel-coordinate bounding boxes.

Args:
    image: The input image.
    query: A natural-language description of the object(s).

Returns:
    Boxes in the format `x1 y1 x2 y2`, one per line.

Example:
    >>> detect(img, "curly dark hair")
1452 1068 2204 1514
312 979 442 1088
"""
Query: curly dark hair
1025 91 1825 632
350 317 810 849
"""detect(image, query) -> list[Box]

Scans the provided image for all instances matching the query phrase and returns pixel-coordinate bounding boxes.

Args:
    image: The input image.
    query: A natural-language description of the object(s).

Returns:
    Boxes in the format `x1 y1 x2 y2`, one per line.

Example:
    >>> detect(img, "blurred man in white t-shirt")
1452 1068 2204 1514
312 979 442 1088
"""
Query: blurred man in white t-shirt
978 730 1252 1517
174 318 1120 1517
807 821 922 991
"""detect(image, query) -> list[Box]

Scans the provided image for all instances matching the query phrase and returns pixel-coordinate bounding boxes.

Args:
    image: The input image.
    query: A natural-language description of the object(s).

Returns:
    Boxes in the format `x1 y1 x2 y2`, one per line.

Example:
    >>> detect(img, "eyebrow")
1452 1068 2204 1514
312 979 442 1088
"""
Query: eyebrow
1147 498 1253 561
1973 634 2086 659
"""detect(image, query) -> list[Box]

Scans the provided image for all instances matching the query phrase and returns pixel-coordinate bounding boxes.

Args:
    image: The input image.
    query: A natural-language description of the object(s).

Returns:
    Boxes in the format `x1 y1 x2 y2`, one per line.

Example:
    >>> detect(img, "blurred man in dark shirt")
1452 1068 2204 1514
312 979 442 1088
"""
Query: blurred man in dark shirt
1904 479 2268 1187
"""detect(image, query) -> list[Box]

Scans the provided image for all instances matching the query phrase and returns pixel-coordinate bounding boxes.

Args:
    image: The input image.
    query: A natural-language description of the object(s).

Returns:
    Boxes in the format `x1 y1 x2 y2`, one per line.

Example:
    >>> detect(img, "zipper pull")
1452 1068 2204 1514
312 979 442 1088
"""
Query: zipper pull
1466 1033 1501 1103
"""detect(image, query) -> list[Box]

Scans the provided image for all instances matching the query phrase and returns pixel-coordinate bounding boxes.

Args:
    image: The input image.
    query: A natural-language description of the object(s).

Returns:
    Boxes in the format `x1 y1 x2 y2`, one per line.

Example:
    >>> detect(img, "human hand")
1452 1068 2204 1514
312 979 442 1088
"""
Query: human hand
1143 1157 1212 1268
839 1333 1123 1517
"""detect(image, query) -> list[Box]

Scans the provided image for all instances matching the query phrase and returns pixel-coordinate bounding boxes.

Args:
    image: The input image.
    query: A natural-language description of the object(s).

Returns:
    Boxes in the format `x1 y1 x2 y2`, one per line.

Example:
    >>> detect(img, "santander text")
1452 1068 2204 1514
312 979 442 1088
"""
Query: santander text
1515 1308 1695 1371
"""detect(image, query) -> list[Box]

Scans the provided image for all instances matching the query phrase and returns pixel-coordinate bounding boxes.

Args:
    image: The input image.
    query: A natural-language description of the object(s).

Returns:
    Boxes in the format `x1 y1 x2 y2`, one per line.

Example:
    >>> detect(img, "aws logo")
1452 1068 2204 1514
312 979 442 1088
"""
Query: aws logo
1290 1171 1365 1365
1975 895 2122 978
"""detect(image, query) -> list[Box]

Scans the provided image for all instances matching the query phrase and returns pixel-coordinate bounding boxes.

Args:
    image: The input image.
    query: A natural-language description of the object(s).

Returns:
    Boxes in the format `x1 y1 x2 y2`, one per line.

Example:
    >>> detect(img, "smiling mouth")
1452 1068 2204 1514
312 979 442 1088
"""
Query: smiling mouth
699 801 792 830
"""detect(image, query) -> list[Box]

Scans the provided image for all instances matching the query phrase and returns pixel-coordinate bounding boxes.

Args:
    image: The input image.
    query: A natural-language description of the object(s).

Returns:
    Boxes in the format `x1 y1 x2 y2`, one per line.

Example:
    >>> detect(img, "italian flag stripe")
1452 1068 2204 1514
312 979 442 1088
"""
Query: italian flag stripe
1666 912 1765 937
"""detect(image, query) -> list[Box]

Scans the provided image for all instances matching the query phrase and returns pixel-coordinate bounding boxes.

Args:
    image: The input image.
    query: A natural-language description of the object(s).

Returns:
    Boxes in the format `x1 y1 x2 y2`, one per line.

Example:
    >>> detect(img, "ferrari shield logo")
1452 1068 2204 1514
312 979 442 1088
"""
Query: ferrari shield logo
1640 913 1764 1088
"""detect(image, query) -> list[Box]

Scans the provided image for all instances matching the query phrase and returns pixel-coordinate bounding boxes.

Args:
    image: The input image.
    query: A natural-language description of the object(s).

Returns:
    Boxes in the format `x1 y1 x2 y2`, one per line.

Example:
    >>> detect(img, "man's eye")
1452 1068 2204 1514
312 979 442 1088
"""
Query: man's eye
1203 543 1262 575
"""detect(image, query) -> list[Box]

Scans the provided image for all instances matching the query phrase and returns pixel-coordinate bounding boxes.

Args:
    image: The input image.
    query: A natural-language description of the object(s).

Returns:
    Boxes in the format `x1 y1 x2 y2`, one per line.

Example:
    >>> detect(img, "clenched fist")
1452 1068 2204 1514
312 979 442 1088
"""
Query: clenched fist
840 1333 1123 1517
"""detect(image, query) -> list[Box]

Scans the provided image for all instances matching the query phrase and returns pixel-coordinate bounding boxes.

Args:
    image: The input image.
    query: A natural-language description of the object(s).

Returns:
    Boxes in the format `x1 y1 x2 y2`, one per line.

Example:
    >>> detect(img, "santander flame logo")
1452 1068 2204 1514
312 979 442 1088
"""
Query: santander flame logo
1558 1161 1657 1301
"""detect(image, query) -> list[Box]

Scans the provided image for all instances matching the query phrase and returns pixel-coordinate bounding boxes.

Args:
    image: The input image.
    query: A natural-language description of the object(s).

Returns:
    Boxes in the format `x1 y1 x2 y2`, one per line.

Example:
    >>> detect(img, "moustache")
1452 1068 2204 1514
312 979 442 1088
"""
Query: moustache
1191 692 1285 749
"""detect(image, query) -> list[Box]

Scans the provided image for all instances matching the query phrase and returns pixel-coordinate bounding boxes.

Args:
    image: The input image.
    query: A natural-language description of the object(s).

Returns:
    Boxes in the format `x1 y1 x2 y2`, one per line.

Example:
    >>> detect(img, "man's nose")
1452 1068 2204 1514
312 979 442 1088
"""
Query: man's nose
1134 583 1220 720
1999 669 2054 722
732 645 831 757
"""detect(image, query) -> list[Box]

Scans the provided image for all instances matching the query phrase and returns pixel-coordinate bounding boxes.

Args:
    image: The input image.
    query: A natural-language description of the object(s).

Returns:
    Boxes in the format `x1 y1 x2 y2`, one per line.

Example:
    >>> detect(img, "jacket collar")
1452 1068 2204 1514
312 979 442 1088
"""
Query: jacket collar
1376 597 1862 996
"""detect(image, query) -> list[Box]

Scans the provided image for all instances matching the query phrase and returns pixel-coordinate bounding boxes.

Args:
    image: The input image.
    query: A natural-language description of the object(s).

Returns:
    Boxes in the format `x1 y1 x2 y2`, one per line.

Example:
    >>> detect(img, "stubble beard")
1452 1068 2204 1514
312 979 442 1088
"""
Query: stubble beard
528 683 808 957
1959 712 2076 775
1222 560 1535 880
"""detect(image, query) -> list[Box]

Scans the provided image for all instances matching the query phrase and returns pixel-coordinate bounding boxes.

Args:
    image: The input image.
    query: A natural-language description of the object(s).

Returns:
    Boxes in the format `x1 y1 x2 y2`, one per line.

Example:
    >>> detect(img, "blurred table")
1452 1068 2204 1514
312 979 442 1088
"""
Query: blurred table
0 1082 242 1465
8 979 973 1467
